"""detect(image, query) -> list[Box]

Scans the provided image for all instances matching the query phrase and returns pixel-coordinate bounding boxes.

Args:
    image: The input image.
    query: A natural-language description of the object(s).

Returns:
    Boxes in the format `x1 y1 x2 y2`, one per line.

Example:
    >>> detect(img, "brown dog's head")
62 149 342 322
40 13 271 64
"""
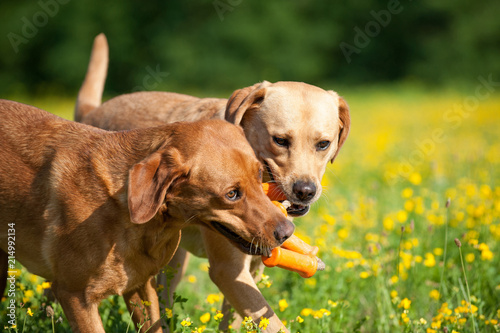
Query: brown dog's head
127 119 294 256
225 81 350 217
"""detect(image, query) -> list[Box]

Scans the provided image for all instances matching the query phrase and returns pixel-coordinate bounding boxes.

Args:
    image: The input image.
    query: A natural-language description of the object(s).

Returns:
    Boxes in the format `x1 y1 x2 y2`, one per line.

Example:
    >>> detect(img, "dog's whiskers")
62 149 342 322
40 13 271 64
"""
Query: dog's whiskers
181 214 199 228
250 237 256 254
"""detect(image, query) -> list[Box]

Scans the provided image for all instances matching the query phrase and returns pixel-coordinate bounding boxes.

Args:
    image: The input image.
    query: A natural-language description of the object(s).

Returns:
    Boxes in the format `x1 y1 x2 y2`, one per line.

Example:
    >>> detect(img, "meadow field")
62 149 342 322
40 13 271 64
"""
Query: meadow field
2 86 499 332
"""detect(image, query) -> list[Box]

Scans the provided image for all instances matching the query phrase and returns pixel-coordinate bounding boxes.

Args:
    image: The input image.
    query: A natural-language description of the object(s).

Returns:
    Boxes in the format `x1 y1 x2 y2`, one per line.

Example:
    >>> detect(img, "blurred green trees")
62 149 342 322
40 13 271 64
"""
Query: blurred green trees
0 0 498 96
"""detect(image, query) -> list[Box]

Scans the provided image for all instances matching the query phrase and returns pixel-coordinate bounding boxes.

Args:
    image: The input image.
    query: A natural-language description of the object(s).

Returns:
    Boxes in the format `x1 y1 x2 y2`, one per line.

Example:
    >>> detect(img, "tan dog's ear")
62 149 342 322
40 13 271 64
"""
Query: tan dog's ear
225 81 271 125
330 96 351 163
128 150 185 224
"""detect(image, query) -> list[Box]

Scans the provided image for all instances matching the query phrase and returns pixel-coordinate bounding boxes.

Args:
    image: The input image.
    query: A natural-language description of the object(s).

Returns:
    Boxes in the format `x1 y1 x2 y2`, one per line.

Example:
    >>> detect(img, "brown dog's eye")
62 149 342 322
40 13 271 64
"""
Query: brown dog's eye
226 190 240 201
316 140 331 151
273 136 289 148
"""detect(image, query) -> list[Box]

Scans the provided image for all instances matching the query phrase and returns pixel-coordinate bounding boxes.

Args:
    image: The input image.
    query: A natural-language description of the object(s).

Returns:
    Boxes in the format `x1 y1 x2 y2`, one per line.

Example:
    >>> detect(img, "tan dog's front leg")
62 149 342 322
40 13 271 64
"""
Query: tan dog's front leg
202 229 288 333
124 277 162 333
52 285 105 333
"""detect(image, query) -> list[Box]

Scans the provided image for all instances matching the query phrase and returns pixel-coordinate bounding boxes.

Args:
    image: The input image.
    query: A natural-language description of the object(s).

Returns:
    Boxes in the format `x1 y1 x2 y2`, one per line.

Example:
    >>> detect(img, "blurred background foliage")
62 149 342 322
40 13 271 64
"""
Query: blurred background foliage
0 0 499 97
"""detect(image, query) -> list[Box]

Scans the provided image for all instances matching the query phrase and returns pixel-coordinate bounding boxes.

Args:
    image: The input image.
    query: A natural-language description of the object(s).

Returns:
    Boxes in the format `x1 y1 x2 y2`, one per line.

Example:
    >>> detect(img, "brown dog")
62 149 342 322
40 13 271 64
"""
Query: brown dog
76 34 350 332
0 99 294 333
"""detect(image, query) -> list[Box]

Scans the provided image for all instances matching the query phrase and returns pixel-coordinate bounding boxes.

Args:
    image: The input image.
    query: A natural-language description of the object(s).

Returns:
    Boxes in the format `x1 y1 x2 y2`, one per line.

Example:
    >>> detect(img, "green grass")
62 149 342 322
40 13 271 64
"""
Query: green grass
2 89 500 332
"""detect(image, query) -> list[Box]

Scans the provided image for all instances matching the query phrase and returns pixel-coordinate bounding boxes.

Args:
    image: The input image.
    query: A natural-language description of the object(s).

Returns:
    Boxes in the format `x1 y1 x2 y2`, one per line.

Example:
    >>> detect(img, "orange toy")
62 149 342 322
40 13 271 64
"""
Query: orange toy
262 182 287 201
261 183 325 278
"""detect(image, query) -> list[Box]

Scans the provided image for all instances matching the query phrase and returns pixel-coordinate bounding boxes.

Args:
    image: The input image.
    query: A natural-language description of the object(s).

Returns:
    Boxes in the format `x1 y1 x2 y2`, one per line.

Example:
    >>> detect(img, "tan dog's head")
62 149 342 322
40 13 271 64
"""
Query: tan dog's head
127 119 294 256
225 81 350 217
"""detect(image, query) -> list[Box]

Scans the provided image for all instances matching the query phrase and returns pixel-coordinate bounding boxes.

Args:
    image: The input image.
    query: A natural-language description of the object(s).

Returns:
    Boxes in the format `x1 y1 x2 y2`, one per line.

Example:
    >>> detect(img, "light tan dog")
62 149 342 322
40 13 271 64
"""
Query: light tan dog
0 99 294 333
76 34 350 332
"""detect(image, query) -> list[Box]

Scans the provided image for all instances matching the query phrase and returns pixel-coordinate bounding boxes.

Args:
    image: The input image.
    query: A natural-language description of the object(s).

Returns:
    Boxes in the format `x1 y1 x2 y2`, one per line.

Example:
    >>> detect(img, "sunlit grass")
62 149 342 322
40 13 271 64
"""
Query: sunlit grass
2 88 499 332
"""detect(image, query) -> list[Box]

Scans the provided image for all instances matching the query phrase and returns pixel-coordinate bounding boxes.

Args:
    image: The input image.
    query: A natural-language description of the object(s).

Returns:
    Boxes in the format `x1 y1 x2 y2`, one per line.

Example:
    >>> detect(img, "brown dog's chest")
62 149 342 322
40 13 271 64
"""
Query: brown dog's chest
77 229 181 302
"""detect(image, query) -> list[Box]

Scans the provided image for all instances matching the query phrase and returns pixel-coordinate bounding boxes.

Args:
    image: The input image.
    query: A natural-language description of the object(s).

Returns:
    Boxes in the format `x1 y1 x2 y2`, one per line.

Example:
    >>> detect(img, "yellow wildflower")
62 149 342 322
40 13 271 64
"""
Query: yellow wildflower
296 315 304 323
359 271 370 279
397 210 408 223
365 233 379 242
305 278 317 287
206 294 221 304
199 262 210 272
200 312 210 324
399 298 411 310
181 318 192 327
214 311 224 321
328 300 338 307
431 320 441 329
465 253 475 262
433 248 443 256
165 308 173 319
401 188 413 198
423 253 436 267
429 289 440 300
337 228 349 240
322 214 336 225
320 308 331 316
390 275 399 284
242 317 254 330
258 317 269 330
301 308 314 316
27 308 33 317
404 200 415 212
259 274 272 288
481 248 494 261
279 299 288 312
409 172 422 185
187 275 197 283
383 217 395 231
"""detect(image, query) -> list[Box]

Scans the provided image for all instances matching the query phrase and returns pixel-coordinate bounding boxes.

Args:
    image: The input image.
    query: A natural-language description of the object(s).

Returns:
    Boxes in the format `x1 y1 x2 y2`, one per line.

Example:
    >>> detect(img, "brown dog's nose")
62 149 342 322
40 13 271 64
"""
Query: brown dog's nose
274 219 295 244
293 181 316 202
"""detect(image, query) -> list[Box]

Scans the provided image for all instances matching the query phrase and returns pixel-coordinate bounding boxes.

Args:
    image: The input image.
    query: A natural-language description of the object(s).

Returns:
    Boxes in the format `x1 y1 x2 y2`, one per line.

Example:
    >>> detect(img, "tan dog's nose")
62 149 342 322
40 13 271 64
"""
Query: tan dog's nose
274 219 295 244
293 180 317 202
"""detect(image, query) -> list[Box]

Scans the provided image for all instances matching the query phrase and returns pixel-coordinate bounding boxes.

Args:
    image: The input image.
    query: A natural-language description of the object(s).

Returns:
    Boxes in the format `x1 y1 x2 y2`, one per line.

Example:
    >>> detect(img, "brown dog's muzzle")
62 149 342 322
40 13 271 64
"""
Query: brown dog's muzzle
211 216 293 257
273 219 295 244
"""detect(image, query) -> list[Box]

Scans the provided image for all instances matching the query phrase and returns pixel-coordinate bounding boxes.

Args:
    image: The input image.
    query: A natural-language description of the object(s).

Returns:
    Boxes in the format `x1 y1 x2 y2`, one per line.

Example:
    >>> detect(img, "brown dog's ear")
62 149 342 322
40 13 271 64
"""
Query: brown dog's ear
225 81 271 125
330 95 351 163
128 150 184 224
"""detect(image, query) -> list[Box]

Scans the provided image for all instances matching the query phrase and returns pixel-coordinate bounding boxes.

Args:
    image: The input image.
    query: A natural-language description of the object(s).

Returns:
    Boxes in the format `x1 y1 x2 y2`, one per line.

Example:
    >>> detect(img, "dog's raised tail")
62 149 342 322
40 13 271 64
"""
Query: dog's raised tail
74 33 109 122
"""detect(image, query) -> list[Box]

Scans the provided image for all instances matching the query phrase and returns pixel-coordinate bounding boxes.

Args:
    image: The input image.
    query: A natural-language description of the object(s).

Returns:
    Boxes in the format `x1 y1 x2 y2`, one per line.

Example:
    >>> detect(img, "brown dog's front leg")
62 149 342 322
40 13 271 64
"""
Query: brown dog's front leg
52 285 105 333
124 277 162 333
202 229 288 333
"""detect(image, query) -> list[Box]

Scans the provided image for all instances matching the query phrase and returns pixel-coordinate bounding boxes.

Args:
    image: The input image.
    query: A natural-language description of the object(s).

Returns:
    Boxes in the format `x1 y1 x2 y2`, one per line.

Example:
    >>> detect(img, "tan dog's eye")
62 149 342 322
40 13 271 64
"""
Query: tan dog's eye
226 190 240 201
273 136 289 148
316 140 331 151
